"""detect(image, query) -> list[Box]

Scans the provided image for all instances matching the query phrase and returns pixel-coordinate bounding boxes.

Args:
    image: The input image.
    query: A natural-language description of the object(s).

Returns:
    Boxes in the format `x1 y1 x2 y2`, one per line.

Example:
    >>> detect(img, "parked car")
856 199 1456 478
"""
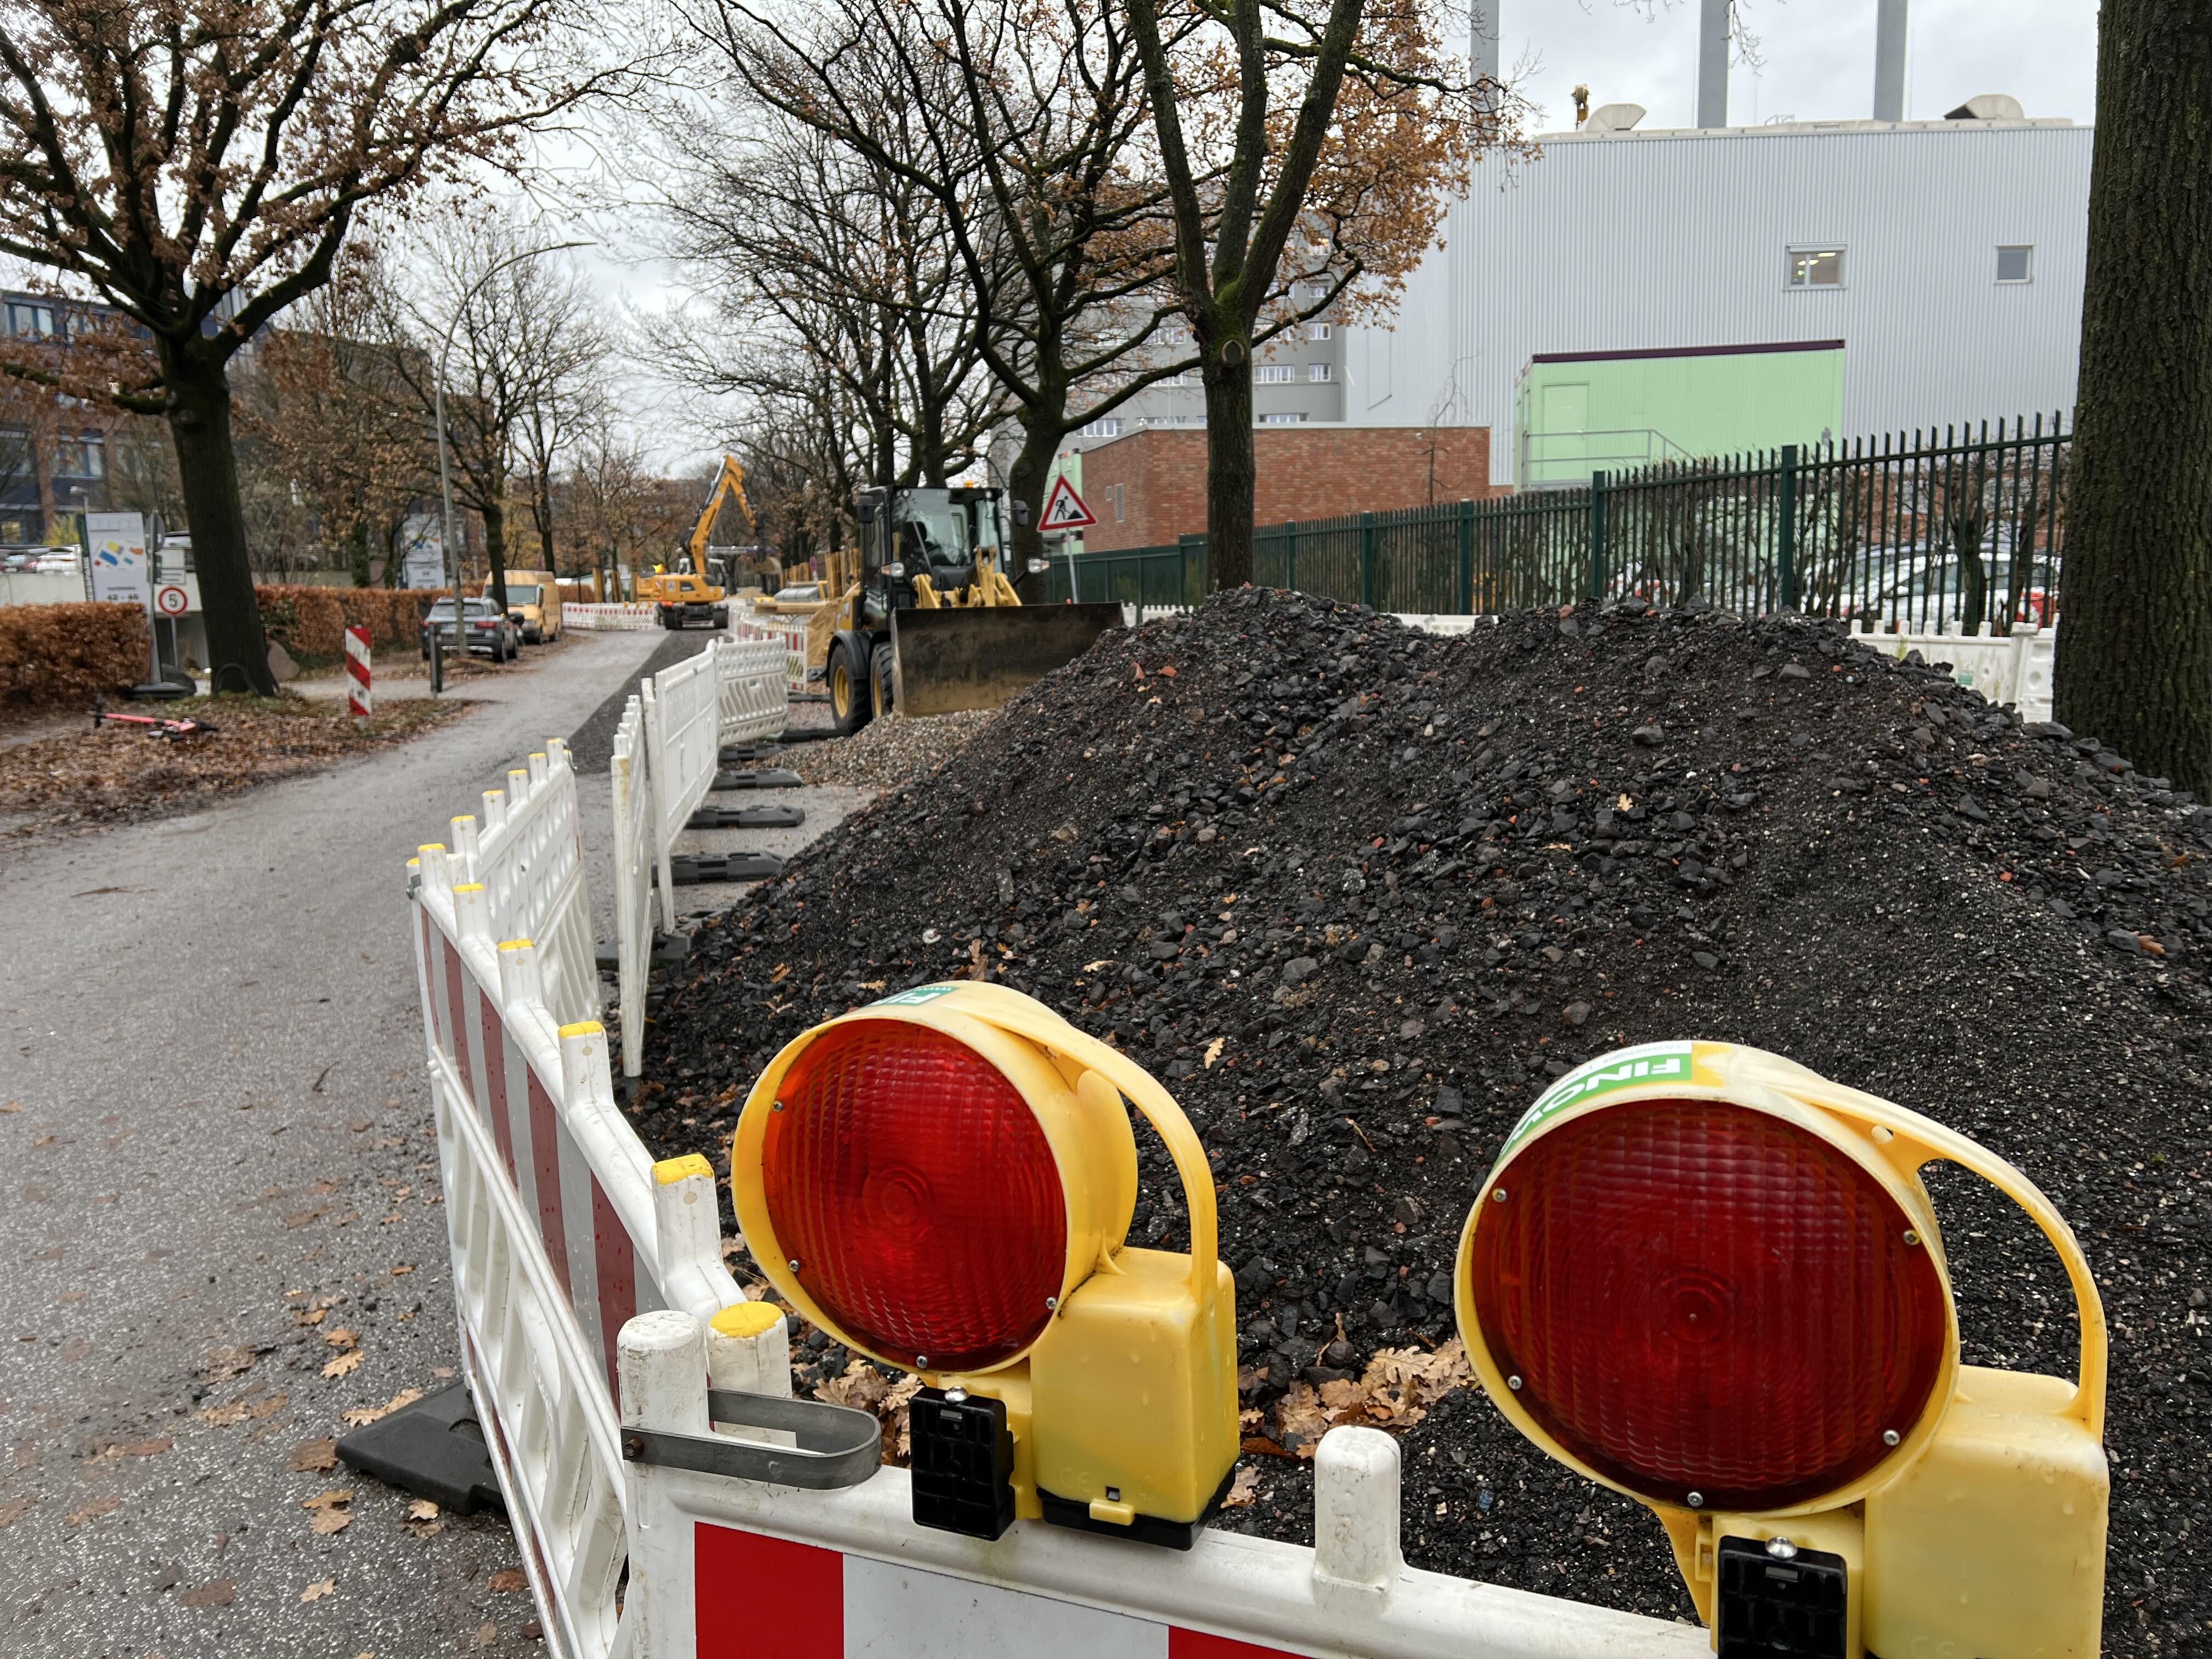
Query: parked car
422 597 522 661
28 549 78 573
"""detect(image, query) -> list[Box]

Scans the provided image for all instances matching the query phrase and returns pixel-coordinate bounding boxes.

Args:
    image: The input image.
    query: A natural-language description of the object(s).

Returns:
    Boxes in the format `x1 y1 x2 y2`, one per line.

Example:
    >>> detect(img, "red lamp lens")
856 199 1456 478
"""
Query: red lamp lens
1469 1099 1948 1511
763 1019 1066 1372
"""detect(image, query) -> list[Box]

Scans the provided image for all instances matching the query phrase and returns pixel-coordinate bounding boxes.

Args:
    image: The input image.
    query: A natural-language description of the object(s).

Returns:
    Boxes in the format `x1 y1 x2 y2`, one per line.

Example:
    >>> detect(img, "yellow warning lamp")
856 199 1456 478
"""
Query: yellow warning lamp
1454 1040 2109 1659
730 981 1238 1544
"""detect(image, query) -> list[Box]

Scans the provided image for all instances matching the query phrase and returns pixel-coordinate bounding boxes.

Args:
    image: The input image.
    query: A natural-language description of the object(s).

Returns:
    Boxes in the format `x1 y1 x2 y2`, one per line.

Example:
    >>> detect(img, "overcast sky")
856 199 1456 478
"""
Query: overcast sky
1502 0 2098 136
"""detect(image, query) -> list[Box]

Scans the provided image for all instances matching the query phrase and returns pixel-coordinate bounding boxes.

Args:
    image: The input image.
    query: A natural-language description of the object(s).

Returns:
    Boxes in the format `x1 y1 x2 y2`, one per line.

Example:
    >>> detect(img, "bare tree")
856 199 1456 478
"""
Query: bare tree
561 416 697 596
393 225 609 610
0 0 615 692
685 0 1205 565
1123 0 1522 588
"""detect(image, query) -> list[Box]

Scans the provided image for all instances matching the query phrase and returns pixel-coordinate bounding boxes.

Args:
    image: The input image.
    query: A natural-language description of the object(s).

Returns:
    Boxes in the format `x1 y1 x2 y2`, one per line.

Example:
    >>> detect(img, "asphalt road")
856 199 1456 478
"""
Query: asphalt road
0 627 738 1659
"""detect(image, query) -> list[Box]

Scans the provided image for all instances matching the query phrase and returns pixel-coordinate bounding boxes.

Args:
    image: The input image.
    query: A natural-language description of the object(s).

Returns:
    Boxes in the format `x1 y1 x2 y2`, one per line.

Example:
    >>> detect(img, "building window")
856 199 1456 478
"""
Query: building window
1260 412 1305 424
1081 418 1123 438
1786 247 1844 288
55 436 105 478
1996 245 2033 284
1165 369 1198 387
1160 322 1190 345
1305 321 1331 340
1308 364 1333 382
1297 280 1330 301
1256 365 1295 384
1111 484 1126 523
9 302 58 338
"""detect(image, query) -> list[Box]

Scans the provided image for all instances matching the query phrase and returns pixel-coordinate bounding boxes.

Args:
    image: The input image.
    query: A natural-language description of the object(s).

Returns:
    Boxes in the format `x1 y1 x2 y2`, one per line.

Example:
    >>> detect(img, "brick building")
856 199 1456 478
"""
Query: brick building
1076 425 1497 551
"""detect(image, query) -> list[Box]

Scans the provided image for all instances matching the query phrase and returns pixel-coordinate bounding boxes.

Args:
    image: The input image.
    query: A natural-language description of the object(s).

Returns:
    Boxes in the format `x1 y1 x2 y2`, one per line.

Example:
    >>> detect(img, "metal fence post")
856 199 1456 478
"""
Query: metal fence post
1359 512 1377 611
1286 521 1299 595
1777 444 1799 612
1588 472 1608 602
1457 499 1474 614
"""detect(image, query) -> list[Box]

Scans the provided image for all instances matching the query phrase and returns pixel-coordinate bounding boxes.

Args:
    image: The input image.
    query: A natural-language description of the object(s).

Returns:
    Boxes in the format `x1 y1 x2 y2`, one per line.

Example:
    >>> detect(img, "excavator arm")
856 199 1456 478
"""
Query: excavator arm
685 455 753 571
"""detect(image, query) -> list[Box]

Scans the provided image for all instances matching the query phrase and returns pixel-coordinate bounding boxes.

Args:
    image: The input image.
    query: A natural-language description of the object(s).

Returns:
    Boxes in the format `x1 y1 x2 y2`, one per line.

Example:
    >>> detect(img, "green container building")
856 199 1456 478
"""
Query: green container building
1514 340 1846 488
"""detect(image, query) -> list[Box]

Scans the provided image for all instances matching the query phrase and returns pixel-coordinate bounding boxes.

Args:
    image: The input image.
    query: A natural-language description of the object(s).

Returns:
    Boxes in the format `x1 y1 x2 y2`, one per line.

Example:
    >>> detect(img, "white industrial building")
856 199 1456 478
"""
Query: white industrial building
1341 111 2091 485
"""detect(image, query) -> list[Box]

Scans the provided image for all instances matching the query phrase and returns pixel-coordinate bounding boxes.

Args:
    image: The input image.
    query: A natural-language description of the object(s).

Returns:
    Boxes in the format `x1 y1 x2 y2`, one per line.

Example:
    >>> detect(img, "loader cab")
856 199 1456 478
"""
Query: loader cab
856 486 1006 624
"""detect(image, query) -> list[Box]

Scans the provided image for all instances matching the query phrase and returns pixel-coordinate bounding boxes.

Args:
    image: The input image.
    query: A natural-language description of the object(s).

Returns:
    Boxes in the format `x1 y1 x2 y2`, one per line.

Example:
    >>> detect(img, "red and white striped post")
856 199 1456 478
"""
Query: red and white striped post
345 625 373 725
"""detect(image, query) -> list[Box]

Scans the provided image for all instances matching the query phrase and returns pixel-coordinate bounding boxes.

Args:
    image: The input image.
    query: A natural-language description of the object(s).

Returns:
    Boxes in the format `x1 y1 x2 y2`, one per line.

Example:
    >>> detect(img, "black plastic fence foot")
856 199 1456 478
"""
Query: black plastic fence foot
710 768 803 791
336 1383 505 1515
718 740 786 763
689 804 805 830
659 851 785 885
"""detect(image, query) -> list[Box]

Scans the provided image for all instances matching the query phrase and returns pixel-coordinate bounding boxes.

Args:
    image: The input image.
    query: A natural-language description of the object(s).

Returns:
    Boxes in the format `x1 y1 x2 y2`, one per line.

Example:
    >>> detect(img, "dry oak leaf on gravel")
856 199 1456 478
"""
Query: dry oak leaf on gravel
301 1577 337 1603
342 1388 422 1427
321 1348 365 1378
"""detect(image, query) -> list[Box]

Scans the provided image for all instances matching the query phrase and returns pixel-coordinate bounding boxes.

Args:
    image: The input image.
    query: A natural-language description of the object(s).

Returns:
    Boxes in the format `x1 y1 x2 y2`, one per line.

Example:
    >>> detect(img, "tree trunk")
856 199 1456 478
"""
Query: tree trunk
163 349 276 695
1203 335 1256 591
1006 421 1062 577
2053 0 2212 792
483 495 509 613
535 471 557 570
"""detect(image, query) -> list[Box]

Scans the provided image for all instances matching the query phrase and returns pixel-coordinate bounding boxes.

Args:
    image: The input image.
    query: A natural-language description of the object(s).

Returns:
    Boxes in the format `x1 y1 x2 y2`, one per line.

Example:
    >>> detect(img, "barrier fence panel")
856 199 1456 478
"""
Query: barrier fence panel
713 638 787 744
411 789 746 1658
448 739 599 1030
617 1311 1703 1659
642 652 721 932
729 611 810 691
611 697 656 1078
567 604 659 631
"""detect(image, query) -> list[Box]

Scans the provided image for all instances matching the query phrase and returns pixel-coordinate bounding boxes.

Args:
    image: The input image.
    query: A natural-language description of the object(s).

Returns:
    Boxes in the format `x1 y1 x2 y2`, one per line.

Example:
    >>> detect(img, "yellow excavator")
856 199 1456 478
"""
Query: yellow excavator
825 483 1122 735
638 455 751 629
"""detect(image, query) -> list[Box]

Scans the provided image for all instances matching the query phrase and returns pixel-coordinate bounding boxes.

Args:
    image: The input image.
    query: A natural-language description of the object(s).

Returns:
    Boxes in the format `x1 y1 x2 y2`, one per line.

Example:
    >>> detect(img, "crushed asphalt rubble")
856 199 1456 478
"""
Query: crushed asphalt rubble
630 588 2210 1646
780 707 997 788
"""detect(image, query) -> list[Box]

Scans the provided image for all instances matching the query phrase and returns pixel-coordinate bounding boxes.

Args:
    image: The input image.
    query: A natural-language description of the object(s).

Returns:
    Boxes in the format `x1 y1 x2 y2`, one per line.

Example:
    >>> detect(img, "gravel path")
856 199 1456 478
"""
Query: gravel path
782 708 998 787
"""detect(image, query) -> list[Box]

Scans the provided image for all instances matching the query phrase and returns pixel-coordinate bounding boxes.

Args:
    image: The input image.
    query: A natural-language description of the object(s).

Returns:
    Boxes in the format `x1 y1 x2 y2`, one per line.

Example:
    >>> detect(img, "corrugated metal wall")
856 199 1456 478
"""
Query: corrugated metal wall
1345 121 2092 484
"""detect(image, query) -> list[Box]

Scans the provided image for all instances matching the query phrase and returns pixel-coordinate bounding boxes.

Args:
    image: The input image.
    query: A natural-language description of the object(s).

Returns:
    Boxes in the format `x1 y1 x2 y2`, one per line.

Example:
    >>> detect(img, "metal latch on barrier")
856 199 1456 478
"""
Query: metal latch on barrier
620 1390 883 1489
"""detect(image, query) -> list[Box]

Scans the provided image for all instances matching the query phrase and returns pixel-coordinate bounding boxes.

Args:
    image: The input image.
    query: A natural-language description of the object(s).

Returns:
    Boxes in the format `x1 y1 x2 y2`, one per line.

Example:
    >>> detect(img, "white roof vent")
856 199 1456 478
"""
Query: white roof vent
1945 93 2025 121
1585 102 1647 136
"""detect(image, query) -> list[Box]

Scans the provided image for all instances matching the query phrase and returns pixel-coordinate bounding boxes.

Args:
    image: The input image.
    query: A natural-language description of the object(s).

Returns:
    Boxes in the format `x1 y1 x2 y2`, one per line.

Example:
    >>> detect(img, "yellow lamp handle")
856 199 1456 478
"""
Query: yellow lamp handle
962 996 1221 1317
1774 1075 2108 1440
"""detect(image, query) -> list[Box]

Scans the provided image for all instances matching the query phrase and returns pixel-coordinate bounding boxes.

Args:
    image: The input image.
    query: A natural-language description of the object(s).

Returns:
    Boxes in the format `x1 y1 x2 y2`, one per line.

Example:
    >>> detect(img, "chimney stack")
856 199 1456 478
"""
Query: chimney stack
1697 0 1730 128
1873 0 1908 121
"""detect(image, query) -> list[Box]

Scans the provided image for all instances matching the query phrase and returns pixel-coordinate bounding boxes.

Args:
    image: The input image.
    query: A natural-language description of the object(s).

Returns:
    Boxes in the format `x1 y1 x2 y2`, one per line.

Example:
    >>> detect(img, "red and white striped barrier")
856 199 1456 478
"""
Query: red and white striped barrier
346 625 372 722
617 1313 1700 1659
566 603 659 631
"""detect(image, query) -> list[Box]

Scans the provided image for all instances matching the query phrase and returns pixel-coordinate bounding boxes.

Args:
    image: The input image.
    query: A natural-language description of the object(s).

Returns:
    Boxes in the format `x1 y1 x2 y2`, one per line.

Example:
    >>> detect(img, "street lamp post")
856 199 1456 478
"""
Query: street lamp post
425 240 589 614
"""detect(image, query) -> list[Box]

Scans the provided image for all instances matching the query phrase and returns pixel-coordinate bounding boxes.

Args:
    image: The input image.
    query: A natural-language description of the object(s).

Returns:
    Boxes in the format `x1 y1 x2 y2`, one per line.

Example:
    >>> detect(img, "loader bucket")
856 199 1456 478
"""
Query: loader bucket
889 602 1125 716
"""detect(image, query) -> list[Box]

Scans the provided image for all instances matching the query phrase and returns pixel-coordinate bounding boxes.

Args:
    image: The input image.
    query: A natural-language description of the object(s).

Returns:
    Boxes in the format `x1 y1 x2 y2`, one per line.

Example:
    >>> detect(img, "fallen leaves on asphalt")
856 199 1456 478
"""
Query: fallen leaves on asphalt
0 692 468 837
320 1348 364 1379
301 1577 337 1603
1220 1465 1262 1509
1271 1339 1474 1457
181 1580 236 1608
63 1493 120 1525
286 1439 340 1473
0 1496 33 1528
341 1388 422 1427
489 1569 529 1593
302 1489 354 1534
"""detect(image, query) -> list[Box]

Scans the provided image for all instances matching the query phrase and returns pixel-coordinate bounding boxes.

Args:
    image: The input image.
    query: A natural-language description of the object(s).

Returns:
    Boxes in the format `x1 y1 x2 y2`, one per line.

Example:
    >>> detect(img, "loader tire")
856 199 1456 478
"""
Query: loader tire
829 642 871 738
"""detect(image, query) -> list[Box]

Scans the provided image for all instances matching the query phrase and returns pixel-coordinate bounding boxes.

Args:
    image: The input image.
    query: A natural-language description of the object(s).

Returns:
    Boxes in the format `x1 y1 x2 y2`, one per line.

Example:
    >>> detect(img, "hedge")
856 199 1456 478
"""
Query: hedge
0 602 150 707
256 585 439 661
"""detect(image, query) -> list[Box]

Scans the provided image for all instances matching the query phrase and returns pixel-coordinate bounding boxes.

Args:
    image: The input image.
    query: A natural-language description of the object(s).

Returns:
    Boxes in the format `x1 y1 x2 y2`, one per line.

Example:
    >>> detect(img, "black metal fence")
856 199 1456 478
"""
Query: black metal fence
1036 414 2070 633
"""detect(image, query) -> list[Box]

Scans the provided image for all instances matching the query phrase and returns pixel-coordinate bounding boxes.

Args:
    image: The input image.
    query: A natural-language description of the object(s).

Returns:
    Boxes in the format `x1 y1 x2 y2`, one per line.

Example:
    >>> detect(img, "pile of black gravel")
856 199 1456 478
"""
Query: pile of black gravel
632 588 2210 1649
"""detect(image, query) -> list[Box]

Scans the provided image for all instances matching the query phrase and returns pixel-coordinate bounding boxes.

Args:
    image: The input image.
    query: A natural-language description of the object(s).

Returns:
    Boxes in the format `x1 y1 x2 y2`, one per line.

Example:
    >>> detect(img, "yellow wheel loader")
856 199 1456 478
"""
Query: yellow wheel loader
825 485 1123 737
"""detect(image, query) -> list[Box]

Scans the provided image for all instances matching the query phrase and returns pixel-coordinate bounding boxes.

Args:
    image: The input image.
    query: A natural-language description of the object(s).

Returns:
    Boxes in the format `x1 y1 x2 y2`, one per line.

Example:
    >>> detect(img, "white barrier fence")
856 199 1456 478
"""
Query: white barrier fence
611 699 656 1079
567 603 659 631
1863 626 2055 723
444 740 599 1029
617 637 792 1068
642 652 720 933
410 832 746 1658
730 608 811 691
408 732 1709 1659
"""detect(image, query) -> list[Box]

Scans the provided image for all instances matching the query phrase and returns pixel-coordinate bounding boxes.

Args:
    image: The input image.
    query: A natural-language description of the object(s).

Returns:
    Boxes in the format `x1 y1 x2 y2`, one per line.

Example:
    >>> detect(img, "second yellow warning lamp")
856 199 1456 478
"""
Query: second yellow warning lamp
1455 1040 2111 1659
730 981 1238 1545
